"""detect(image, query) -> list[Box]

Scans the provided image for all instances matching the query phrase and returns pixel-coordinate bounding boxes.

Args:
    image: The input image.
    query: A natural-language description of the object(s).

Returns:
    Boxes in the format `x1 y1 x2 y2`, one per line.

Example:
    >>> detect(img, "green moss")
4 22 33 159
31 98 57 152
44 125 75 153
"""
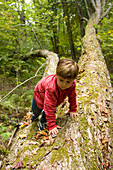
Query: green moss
22 146 48 166
51 146 69 164
71 157 80 169
32 147 46 163
30 144 38 150
23 146 31 152
78 116 88 131
23 155 31 166
27 122 38 140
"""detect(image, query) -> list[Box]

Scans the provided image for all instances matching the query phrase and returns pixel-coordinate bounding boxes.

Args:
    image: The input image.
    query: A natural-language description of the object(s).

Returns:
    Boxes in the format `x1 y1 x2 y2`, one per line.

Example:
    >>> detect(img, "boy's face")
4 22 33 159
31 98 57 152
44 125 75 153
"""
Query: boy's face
57 75 73 90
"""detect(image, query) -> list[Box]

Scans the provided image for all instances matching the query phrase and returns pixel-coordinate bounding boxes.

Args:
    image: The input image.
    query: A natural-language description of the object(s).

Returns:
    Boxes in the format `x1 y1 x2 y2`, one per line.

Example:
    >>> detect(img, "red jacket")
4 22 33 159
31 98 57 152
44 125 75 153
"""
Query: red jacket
34 74 77 131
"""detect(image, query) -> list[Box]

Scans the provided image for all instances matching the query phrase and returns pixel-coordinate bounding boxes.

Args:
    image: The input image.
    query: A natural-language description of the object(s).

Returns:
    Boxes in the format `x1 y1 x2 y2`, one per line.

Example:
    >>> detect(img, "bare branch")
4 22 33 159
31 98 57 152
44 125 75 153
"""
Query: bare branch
96 0 101 9
8 126 19 148
28 21 43 49
96 0 102 19
101 3 113 19
81 17 88 22
0 64 45 102
101 0 106 14
11 21 43 49
91 0 97 10
84 0 91 18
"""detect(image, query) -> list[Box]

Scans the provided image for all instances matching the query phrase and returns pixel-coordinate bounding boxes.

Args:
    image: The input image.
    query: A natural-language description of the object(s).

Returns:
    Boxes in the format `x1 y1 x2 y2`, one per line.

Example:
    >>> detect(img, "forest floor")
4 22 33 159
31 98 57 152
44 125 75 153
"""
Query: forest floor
0 77 34 160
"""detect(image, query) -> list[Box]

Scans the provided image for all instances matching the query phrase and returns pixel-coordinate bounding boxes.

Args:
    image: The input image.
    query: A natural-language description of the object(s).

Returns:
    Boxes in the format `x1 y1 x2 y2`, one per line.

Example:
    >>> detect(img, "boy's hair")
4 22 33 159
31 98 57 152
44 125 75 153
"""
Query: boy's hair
56 59 79 79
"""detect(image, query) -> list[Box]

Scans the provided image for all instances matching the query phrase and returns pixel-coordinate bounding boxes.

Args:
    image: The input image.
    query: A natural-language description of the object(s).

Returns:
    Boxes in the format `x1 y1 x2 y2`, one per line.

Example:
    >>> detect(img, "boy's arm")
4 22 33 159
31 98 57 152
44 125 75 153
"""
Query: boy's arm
44 88 58 131
68 84 77 113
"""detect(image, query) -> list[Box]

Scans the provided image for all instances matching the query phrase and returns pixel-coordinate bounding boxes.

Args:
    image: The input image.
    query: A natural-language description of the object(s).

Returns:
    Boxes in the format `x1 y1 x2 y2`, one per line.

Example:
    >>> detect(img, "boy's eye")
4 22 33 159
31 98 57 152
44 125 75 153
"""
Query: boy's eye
67 81 70 83
60 79 63 82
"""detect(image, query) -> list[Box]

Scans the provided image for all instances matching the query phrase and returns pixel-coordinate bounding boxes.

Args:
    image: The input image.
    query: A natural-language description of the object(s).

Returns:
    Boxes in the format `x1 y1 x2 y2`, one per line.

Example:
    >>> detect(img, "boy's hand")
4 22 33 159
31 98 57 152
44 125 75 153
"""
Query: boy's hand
70 112 78 118
49 126 61 136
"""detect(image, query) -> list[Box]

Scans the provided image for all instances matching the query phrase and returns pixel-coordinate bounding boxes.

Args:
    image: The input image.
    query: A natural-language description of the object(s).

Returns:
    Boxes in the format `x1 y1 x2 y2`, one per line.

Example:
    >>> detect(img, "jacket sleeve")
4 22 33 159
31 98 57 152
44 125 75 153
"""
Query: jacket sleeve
44 88 57 131
68 85 77 113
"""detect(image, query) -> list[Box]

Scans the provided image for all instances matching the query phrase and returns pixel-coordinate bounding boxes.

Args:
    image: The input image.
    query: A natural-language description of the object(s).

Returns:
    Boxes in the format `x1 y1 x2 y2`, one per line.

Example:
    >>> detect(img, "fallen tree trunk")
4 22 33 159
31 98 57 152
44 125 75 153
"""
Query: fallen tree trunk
2 29 113 169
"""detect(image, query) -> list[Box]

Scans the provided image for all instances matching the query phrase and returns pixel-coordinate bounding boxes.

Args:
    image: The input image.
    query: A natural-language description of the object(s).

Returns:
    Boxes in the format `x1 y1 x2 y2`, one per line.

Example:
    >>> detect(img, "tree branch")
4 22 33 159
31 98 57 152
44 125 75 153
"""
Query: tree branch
91 0 97 10
81 17 88 22
101 3 113 19
101 0 106 15
96 0 101 9
95 0 102 19
28 21 43 49
84 0 91 18
0 63 45 102
11 21 43 50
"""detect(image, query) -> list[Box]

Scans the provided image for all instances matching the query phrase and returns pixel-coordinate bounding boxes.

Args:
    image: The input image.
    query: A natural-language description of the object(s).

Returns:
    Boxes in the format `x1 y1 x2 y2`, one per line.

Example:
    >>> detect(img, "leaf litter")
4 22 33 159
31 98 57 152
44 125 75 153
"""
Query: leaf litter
11 111 57 169
19 112 55 148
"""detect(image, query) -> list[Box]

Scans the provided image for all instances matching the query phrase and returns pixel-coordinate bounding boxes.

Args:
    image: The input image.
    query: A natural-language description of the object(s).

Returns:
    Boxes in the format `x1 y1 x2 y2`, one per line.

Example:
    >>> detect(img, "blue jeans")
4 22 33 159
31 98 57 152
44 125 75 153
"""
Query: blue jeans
31 96 46 123
31 96 56 122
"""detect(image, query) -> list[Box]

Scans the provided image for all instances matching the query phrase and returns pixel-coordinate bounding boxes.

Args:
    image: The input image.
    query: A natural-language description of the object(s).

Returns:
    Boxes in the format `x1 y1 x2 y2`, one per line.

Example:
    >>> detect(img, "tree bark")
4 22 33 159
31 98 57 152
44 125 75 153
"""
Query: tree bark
77 5 85 37
2 17 113 169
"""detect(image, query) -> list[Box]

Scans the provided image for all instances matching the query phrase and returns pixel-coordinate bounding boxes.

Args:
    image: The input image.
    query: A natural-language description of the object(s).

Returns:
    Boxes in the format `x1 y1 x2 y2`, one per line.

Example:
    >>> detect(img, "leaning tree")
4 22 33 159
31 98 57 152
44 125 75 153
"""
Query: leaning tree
2 0 113 169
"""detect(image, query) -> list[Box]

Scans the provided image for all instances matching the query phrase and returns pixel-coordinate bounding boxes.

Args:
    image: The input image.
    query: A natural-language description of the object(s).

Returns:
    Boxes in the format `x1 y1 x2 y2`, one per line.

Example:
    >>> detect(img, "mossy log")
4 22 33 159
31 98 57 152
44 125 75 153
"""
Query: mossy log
31 49 59 77
2 21 113 170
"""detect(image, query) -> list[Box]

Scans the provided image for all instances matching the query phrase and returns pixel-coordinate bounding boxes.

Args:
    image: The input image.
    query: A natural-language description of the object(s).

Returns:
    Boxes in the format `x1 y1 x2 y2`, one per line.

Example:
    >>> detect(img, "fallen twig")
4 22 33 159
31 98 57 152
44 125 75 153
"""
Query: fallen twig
8 125 20 148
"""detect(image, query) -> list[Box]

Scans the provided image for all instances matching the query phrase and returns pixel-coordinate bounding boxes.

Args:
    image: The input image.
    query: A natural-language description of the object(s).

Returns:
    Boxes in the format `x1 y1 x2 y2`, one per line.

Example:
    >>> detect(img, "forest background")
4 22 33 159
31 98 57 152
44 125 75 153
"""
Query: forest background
0 0 113 155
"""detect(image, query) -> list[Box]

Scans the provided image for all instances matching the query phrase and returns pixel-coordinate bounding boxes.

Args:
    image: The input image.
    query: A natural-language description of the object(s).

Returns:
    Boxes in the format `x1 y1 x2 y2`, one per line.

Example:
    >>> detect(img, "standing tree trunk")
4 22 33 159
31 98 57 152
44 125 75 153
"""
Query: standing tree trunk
51 0 59 54
76 5 85 37
62 1 76 59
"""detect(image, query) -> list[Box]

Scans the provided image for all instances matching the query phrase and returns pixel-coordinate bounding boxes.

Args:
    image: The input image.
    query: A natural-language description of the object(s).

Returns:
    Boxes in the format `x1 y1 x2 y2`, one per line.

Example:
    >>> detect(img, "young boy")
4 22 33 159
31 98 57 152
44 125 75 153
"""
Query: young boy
31 58 79 136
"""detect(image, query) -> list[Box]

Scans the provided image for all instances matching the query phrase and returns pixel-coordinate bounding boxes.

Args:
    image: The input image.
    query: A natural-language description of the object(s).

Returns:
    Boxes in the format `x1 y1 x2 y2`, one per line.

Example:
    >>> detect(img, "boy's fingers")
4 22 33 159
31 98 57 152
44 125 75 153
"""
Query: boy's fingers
57 126 62 129
73 113 79 117
53 128 57 134
49 131 52 135
49 127 58 135
70 113 73 118
70 112 78 118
